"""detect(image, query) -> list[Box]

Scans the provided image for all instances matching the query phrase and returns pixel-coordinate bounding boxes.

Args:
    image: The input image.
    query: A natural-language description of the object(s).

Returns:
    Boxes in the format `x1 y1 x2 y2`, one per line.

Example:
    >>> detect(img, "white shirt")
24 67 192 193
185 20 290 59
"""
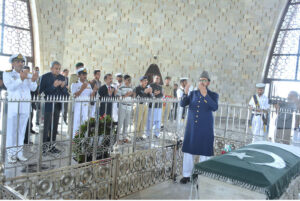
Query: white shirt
71 81 93 99
249 94 270 111
3 69 37 114
177 86 185 99
117 84 133 106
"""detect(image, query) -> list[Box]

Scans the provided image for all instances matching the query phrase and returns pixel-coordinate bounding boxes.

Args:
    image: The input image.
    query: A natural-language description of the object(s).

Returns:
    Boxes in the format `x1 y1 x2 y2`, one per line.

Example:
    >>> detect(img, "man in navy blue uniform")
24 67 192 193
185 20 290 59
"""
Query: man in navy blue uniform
179 71 219 184
39 61 69 153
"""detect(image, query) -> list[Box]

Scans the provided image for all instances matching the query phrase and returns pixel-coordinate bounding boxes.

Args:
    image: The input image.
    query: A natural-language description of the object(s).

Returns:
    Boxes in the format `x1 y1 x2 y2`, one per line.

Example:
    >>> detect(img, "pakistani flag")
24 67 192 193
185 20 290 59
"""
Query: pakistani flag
193 142 300 199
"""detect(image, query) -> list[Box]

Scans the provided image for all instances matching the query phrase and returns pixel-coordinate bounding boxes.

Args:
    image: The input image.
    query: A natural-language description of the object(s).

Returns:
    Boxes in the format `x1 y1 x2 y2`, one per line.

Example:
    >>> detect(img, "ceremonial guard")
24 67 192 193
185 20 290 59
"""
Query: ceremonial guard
71 68 97 137
179 71 219 184
3 54 38 163
248 83 269 142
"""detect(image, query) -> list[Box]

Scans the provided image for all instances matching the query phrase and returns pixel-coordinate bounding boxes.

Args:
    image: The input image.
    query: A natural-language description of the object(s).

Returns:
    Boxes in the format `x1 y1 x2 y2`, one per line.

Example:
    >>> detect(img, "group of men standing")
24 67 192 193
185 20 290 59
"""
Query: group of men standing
3 54 187 163
4 53 282 189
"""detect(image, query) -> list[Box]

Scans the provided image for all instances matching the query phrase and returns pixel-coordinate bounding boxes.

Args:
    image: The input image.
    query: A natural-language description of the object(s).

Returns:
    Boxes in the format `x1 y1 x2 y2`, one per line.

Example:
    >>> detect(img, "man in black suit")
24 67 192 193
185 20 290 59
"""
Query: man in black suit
98 73 116 116
39 61 69 153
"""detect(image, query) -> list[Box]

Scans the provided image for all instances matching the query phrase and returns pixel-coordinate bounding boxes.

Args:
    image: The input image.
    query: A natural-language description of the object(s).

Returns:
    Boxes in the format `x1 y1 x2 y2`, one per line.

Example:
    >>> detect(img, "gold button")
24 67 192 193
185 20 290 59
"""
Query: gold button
196 115 198 118
195 120 197 123
197 110 199 112
198 101 200 103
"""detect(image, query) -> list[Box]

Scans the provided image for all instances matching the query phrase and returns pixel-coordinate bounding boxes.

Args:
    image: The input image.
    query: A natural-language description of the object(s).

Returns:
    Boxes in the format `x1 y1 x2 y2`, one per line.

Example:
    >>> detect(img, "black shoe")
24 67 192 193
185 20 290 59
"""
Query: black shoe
30 130 37 134
136 137 144 141
36 122 39 126
49 146 61 154
179 177 190 184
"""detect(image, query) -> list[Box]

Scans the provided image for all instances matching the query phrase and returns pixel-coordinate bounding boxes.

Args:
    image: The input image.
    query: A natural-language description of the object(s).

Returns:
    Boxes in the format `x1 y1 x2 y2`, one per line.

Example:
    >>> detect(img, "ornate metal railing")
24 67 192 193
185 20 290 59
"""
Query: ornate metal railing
0 94 299 199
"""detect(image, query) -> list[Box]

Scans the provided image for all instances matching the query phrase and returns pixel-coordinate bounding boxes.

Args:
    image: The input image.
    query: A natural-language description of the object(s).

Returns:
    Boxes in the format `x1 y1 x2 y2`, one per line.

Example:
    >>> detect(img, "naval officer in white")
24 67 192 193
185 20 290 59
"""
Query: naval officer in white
71 68 97 137
249 83 270 142
3 54 38 163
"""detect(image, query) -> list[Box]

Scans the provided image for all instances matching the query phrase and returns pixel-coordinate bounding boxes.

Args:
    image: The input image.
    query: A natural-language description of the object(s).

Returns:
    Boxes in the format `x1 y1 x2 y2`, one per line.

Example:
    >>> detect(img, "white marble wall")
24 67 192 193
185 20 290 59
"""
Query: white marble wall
35 0 286 103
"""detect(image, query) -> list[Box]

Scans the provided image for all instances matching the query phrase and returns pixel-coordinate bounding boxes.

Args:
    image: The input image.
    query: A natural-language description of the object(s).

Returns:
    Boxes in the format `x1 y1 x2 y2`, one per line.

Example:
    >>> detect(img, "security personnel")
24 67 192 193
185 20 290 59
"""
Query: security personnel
71 68 97 137
179 71 219 184
3 54 38 163
249 83 269 142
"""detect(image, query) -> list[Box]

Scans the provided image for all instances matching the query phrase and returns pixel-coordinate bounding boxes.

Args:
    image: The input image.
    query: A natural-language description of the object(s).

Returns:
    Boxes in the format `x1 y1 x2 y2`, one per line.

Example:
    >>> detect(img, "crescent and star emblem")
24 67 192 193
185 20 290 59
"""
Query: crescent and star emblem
226 148 286 169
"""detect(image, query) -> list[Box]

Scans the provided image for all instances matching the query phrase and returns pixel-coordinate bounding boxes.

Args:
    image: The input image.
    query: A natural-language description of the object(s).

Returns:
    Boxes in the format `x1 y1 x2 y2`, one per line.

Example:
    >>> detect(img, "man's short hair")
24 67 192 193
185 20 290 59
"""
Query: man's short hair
51 61 61 68
174 83 178 87
180 79 186 84
104 73 112 80
94 70 101 75
63 69 69 73
23 66 30 70
124 75 131 80
75 62 84 68
165 76 171 80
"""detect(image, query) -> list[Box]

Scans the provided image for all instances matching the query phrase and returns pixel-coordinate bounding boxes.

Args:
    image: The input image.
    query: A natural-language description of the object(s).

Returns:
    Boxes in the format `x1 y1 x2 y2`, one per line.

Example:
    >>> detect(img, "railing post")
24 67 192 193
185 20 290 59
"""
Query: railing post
224 104 230 139
171 143 178 181
68 94 75 165
92 94 100 161
132 98 140 152
1 92 8 166
37 93 45 172
111 153 120 199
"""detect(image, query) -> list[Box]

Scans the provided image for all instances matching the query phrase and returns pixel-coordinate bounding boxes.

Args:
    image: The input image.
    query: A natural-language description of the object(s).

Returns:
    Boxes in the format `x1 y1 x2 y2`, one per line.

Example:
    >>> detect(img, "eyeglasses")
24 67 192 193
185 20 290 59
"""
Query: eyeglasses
199 79 208 83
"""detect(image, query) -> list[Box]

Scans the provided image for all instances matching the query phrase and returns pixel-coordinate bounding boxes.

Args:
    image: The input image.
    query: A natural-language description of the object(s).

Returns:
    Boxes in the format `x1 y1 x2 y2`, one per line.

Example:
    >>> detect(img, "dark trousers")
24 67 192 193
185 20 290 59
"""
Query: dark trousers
43 107 61 143
63 102 68 123
24 109 34 144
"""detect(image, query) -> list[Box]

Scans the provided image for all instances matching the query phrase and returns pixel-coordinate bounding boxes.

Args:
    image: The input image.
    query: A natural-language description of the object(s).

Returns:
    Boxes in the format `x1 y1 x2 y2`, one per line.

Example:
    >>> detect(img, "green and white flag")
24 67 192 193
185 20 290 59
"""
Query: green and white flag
193 142 300 199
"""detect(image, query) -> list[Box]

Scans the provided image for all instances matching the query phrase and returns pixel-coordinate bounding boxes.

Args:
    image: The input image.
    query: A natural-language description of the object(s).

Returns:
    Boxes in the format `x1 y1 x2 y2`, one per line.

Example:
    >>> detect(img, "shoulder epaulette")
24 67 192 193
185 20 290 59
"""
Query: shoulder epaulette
5 70 12 72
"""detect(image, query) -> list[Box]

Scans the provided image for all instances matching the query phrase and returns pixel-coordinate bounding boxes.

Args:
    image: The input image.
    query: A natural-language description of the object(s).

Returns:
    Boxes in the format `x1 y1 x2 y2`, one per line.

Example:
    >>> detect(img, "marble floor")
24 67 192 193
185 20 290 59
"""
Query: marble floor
122 179 192 200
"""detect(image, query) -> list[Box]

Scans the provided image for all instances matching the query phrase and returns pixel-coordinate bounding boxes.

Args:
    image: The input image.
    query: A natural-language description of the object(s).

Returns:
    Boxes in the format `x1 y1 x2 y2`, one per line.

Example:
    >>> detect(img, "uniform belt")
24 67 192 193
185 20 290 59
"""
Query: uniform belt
254 114 261 116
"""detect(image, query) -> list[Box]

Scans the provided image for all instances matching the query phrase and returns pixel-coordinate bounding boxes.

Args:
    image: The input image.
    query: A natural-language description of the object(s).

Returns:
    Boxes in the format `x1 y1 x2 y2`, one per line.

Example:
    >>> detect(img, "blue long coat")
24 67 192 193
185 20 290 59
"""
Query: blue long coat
181 89 219 156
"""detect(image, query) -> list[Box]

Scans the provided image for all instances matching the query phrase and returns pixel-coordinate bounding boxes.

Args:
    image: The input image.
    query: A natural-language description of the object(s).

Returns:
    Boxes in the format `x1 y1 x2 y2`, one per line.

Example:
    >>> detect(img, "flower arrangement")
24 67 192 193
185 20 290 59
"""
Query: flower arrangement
221 144 232 154
72 114 116 163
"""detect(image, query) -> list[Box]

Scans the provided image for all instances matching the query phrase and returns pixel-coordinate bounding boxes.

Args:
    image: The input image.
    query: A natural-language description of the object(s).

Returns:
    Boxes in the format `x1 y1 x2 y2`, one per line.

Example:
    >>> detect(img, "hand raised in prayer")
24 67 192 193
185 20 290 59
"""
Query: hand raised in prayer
20 71 28 81
31 71 39 82
184 83 190 95
53 80 61 87
199 83 207 97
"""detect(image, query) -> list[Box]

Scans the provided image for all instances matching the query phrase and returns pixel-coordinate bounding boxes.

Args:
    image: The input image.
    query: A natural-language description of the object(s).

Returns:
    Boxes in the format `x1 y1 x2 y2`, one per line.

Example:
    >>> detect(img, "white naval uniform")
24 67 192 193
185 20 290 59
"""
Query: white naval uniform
112 82 121 122
116 85 133 140
3 70 37 149
249 94 269 142
176 86 193 130
71 81 93 137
